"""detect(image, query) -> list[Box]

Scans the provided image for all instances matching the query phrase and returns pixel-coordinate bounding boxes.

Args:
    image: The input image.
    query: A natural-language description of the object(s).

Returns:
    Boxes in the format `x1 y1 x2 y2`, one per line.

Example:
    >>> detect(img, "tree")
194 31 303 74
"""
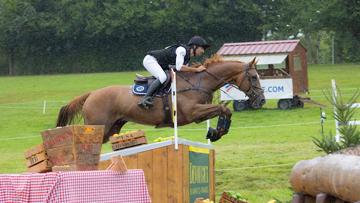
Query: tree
0 0 38 75
0 0 299 75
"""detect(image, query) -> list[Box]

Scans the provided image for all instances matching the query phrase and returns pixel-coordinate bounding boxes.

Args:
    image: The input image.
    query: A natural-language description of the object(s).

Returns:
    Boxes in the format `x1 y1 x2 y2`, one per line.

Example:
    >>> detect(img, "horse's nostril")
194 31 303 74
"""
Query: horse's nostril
260 99 266 105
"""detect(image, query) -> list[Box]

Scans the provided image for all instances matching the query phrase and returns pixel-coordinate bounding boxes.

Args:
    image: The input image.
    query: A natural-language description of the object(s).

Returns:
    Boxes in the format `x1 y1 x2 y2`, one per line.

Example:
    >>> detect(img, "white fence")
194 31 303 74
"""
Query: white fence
348 103 360 126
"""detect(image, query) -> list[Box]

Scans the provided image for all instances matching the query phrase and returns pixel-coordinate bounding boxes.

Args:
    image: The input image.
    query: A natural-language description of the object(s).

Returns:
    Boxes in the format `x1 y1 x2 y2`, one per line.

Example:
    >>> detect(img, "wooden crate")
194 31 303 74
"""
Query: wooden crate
110 130 147 151
24 143 51 173
41 125 104 171
219 192 248 203
99 139 215 203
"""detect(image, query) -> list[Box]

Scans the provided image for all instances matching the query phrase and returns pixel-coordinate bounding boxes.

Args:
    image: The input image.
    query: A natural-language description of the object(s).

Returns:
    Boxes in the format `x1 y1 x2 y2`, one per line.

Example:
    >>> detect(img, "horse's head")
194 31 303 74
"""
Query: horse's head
234 57 265 109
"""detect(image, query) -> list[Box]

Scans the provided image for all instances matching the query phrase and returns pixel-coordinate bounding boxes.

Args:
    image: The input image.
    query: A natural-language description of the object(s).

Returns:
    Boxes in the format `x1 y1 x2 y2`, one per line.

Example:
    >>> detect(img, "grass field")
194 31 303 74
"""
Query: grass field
0 64 359 202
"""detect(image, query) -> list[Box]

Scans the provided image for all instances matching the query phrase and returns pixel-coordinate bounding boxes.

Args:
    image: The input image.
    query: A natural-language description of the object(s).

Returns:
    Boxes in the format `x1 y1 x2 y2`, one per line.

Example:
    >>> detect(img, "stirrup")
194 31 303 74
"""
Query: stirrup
138 101 151 109
138 97 153 109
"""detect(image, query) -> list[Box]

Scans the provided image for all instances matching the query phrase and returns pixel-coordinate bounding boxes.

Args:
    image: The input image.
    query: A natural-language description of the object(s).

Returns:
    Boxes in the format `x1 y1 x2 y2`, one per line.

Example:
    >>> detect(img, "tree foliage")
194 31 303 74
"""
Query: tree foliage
0 0 358 75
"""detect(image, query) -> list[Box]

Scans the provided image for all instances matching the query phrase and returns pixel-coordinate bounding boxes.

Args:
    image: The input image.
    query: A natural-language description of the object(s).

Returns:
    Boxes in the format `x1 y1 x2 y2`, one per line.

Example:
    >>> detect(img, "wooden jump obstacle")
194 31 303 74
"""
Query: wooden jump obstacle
99 138 215 203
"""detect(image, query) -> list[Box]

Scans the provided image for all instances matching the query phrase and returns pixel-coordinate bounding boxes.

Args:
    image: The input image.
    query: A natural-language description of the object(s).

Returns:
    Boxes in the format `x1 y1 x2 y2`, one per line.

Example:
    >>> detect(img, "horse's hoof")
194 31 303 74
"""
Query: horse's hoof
206 128 222 142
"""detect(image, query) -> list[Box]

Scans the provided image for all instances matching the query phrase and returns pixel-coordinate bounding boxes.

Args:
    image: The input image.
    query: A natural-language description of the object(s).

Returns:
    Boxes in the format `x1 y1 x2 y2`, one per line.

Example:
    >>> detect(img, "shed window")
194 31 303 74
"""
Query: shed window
294 55 302 71
273 60 286 69
223 54 290 78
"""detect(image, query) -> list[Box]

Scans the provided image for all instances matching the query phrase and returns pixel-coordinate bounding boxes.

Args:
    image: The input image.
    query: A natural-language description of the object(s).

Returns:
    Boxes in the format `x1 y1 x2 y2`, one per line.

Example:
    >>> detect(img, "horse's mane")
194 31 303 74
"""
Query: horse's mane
190 54 244 69
203 54 224 68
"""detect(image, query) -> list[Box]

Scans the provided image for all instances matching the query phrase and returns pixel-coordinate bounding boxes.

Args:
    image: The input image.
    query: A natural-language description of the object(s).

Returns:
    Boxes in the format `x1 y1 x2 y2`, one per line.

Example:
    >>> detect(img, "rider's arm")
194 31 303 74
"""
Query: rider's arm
180 65 205 72
175 47 206 72
175 47 186 71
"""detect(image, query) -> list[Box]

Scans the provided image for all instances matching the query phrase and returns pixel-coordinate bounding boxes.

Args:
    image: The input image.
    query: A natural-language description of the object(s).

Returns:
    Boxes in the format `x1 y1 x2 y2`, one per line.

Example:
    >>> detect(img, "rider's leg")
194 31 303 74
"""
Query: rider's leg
138 55 167 108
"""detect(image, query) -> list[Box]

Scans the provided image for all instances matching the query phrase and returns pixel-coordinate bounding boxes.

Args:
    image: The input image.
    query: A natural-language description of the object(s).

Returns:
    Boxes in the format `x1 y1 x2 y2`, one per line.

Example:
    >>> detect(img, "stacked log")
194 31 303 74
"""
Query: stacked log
290 154 360 202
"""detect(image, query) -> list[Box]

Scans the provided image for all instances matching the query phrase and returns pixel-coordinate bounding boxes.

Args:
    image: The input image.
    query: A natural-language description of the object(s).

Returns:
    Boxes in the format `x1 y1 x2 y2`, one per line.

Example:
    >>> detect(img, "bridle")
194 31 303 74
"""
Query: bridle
238 64 264 101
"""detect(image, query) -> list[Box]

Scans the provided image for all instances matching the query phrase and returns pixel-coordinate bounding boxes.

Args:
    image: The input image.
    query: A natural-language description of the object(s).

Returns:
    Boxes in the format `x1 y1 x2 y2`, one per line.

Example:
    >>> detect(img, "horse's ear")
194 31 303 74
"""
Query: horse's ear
249 57 257 66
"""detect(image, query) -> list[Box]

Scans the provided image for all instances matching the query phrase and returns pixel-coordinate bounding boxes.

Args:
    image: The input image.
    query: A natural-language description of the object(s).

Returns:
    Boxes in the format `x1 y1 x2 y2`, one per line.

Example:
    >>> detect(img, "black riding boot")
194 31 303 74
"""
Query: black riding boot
138 78 162 109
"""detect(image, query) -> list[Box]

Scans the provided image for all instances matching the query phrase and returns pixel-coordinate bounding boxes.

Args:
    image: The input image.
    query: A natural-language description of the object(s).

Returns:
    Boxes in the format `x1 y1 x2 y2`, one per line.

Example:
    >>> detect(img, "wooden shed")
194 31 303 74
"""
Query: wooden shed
99 138 215 203
217 40 309 110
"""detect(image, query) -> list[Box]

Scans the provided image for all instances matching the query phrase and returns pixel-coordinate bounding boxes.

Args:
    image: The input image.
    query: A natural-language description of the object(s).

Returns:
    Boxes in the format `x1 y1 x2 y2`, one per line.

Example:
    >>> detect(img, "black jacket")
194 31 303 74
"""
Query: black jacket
147 44 190 70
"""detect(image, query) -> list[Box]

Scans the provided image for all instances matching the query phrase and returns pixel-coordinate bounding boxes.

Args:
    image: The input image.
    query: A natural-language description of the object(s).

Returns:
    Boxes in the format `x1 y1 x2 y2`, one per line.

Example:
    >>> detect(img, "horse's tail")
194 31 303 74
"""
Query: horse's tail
56 92 91 127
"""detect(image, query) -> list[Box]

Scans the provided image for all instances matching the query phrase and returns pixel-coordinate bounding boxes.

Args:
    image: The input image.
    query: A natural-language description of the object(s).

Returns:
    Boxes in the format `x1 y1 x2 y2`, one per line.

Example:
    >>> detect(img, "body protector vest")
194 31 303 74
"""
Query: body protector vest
147 44 191 70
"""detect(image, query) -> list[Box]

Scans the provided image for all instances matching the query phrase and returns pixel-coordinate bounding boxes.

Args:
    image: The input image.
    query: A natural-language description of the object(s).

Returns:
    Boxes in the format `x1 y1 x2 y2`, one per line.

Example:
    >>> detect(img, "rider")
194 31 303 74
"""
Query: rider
138 36 210 109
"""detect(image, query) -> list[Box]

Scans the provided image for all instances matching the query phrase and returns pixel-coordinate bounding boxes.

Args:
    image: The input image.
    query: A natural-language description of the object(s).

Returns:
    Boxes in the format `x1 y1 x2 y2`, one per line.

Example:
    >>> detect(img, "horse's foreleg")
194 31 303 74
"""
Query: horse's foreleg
103 119 128 143
191 104 232 123
191 104 232 142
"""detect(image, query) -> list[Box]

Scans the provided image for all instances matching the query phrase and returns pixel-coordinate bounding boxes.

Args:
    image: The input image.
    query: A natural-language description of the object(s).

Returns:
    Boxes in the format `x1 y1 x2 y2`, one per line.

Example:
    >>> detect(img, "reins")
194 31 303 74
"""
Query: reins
176 72 213 98
204 63 256 100
174 62 262 102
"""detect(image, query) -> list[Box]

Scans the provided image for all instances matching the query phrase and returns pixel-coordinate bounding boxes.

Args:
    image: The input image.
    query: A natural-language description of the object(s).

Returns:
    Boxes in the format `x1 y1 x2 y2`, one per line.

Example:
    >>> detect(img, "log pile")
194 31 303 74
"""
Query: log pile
290 154 360 202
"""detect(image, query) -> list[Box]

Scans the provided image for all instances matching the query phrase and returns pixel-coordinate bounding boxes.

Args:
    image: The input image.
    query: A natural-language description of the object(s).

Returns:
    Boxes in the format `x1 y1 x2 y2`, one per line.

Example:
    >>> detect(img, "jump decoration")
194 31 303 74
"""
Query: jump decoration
25 125 104 172
290 153 360 202
24 143 51 173
219 191 248 203
110 130 147 151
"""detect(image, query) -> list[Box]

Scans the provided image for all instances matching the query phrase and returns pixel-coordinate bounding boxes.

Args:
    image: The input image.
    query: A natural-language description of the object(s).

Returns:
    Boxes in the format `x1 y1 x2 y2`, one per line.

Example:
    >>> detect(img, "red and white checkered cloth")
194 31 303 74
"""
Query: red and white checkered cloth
0 169 151 203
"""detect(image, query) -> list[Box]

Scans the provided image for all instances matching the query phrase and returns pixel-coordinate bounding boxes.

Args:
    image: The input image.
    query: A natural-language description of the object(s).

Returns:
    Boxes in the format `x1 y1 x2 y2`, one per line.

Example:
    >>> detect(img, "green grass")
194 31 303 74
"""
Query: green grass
0 64 359 202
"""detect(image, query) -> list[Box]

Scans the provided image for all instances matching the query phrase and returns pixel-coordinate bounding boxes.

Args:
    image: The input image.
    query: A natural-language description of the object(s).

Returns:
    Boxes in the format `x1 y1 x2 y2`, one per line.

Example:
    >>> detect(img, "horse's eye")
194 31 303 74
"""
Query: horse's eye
251 76 257 81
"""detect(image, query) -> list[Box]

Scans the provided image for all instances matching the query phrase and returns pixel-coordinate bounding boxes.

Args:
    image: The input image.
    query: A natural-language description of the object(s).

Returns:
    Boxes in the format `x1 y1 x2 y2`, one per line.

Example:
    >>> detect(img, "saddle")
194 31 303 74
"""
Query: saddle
132 71 172 97
132 71 173 127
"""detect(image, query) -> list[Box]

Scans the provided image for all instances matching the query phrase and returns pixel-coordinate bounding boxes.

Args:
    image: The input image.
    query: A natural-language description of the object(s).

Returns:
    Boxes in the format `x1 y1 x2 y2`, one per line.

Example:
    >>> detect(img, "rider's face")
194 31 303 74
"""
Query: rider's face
194 47 205 56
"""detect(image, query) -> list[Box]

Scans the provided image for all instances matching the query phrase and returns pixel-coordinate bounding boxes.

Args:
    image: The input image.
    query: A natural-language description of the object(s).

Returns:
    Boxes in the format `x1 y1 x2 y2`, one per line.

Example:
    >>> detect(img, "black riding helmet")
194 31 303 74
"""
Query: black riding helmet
188 36 210 49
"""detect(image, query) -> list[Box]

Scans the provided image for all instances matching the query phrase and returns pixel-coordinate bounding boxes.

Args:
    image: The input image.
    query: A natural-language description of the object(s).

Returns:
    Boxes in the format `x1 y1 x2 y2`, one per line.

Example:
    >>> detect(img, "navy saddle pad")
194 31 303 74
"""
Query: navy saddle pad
132 73 171 97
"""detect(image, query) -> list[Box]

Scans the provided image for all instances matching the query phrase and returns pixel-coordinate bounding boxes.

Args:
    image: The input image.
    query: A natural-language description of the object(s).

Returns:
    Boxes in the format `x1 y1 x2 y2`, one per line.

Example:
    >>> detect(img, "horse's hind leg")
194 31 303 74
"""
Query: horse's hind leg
103 119 128 143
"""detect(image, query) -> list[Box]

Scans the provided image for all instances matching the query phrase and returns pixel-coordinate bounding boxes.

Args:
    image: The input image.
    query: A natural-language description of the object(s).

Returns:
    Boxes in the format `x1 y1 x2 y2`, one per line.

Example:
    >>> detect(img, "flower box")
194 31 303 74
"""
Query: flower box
24 143 51 173
110 130 147 151
41 125 104 171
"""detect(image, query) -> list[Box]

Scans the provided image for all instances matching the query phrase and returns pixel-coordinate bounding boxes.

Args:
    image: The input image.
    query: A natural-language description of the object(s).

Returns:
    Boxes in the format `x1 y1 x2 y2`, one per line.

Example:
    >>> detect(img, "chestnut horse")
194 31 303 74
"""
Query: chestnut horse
56 55 265 142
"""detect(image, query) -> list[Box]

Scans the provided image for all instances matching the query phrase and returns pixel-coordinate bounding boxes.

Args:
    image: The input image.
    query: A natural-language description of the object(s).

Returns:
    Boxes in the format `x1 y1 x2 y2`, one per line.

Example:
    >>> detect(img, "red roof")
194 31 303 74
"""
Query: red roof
217 40 301 55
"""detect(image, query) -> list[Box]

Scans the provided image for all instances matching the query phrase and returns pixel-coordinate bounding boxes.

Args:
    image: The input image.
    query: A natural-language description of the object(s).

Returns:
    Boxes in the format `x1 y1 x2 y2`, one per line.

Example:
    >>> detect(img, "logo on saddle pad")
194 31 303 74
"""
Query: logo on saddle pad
132 84 148 95
135 85 146 92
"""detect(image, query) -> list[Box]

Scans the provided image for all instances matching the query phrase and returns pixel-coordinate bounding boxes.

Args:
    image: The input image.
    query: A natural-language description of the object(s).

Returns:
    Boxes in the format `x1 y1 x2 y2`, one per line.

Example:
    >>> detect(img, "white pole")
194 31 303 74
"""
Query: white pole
206 119 211 145
171 69 178 150
42 100 47 114
331 79 340 142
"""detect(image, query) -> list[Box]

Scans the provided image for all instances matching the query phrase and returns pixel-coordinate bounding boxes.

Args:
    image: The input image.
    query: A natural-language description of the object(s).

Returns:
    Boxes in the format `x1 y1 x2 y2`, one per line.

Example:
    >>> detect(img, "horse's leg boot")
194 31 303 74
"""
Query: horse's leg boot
216 115 231 135
138 78 162 109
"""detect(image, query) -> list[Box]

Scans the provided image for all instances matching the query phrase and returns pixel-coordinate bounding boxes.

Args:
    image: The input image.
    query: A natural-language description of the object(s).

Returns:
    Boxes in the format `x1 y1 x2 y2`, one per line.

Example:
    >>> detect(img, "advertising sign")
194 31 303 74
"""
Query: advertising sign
220 78 293 100
189 146 210 203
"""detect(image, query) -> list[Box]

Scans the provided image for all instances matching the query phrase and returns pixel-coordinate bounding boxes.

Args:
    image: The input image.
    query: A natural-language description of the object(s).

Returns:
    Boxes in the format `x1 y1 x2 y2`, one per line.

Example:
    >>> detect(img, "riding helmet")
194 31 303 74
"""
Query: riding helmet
188 36 210 49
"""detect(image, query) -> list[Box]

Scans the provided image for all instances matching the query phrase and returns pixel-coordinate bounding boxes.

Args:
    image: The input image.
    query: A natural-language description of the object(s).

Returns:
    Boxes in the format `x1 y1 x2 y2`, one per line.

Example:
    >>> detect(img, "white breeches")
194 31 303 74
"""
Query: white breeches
143 55 167 84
